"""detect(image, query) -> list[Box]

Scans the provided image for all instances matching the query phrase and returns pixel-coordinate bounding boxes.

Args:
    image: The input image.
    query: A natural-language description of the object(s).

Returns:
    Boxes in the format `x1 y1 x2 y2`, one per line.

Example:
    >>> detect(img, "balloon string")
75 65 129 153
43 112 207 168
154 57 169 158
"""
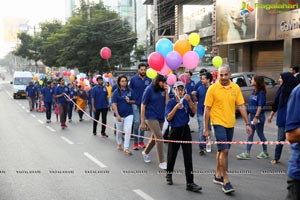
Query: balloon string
106 59 111 68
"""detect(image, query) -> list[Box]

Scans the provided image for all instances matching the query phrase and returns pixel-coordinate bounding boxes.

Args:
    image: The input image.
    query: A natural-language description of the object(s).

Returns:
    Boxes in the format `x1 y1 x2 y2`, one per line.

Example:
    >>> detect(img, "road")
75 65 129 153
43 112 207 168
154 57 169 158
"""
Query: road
0 76 289 200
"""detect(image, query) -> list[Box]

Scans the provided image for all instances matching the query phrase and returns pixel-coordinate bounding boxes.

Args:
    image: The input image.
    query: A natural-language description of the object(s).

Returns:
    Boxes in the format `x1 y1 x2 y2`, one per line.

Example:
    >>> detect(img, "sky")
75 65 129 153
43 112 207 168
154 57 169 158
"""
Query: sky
0 0 66 58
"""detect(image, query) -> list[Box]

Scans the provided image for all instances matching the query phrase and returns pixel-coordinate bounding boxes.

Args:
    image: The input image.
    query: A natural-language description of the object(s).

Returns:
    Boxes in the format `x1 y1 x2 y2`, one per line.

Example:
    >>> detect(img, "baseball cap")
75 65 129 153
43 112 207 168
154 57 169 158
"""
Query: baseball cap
173 81 185 89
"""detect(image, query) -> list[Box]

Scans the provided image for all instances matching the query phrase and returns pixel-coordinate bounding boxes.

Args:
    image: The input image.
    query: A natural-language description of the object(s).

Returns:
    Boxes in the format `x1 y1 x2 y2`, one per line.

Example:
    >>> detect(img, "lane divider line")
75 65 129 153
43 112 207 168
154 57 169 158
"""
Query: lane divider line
30 114 36 118
61 136 74 145
46 126 55 132
38 119 44 124
133 189 155 200
83 152 107 168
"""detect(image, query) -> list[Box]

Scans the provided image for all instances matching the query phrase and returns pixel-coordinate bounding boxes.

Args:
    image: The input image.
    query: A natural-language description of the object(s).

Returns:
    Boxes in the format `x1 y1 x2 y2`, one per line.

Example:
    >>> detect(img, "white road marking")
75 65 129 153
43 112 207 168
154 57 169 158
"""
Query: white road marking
46 126 55 132
38 119 44 124
31 114 36 118
133 189 155 200
22 106 26 109
61 136 74 145
83 152 107 168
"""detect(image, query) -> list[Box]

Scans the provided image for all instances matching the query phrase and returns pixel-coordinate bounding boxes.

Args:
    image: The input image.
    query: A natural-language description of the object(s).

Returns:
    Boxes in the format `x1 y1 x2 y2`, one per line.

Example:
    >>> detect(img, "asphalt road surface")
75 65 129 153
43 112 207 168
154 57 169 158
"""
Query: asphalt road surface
0 77 289 200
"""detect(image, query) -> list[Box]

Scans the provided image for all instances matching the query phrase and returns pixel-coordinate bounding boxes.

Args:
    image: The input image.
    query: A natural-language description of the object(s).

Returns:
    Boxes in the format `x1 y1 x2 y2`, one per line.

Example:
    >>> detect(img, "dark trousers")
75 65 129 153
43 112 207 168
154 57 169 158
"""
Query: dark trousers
45 102 52 120
59 104 68 126
167 125 194 184
68 102 74 120
287 177 300 200
78 110 84 119
93 108 108 134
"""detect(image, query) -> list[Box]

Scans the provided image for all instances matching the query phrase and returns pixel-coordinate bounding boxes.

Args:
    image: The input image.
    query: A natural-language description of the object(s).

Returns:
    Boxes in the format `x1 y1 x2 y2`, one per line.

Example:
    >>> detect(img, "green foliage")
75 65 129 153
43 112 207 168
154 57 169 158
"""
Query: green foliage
14 0 137 74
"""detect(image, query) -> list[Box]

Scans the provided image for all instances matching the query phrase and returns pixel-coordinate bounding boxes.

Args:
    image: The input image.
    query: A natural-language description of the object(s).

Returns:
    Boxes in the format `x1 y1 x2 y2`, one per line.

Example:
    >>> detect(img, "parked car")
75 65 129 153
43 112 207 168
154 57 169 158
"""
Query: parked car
230 72 279 107
191 71 279 109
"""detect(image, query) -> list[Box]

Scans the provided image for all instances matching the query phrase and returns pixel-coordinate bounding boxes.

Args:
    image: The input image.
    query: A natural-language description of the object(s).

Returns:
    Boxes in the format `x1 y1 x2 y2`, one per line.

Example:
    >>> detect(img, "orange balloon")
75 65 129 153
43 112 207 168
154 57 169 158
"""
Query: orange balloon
174 39 192 57
108 73 113 78
34 76 38 81
70 75 75 82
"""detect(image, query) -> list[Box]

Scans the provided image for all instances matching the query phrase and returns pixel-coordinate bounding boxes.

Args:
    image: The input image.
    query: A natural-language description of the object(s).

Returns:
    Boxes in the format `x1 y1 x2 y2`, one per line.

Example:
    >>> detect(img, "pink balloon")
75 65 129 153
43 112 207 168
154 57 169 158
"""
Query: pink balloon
100 47 111 60
178 73 190 84
93 77 97 84
167 74 177 86
148 52 164 72
66 72 71 76
159 63 171 76
182 51 200 70
62 71 67 76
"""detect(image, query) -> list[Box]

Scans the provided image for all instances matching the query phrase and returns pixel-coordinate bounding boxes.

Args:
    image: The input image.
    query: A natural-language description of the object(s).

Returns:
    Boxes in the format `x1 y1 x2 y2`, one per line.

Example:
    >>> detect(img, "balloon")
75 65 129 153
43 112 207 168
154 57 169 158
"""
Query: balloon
62 71 67 76
92 77 97 84
174 39 191 57
39 80 43 86
100 47 111 60
148 52 165 71
188 33 200 46
193 45 205 59
146 68 158 79
84 79 90 86
212 56 223 68
167 74 177 86
155 38 173 57
108 73 113 78
165 51 182 70
70 75 75 82
70 69 75 75
182 51 200 70
159 63 171 76
80 77 84 81
66 72 71 76
33 76 38 81
178 73 190 84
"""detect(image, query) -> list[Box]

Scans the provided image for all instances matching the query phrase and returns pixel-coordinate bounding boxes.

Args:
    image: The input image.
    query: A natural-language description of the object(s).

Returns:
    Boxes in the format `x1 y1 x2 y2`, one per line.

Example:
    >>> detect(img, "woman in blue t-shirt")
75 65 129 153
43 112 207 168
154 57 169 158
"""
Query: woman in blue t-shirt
112 75 136 155
237 75 269 160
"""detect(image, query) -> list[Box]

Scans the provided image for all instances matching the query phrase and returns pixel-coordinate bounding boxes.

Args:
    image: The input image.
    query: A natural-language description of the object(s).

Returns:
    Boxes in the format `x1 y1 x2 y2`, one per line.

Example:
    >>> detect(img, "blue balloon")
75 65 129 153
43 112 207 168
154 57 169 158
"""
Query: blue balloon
155 38 173 58
193 45 205 59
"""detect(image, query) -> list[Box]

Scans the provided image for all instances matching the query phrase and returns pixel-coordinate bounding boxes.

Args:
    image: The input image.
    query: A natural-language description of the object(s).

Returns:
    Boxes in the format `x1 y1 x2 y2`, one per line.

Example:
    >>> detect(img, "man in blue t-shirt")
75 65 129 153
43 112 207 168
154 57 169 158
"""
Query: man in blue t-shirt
25 81 37 111
41 81 54 123
91 76 109 137
286 84 300 200
129 63 152 150
54 77 70 129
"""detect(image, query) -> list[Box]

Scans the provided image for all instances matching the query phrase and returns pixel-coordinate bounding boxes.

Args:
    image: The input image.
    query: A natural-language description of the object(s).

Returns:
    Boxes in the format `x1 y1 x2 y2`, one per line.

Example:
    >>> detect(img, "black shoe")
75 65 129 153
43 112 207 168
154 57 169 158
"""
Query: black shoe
93 132 97 136
199 149 205 156
165 174 173 185
186 183 202 192
101 133 108 138
213 175 224 185
222 182 234 194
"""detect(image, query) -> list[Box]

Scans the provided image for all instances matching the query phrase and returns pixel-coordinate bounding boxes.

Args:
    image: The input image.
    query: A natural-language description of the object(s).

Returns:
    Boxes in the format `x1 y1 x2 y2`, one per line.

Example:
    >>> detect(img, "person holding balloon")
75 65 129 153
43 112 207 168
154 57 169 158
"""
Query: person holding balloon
76 85 88 122
140 74 169 170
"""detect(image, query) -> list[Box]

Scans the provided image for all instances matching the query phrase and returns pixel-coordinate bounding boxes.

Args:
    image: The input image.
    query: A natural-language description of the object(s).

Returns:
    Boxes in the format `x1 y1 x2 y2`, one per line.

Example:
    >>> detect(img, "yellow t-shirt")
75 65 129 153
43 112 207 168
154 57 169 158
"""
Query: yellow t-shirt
204 81 245 128
106 85 112 98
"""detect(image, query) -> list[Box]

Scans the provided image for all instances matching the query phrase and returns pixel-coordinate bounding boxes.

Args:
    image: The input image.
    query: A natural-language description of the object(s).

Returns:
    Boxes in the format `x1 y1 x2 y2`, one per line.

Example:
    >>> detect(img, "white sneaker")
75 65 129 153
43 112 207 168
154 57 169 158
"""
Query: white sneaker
159 162 167 170
142 151 151 163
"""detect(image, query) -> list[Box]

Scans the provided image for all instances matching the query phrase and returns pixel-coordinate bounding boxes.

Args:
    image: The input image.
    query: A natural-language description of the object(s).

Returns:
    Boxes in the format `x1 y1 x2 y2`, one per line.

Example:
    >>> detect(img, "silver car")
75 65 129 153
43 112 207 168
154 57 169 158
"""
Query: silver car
230 72 279 108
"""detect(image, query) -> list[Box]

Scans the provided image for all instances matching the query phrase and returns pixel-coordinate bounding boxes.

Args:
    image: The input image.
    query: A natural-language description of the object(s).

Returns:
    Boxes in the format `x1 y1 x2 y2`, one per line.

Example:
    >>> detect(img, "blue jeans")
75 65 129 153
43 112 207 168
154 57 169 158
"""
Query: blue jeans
197 114 206 149
274 126 285 161
132 104 144 143
88 103 93 118
246 113 267 152
68 102 74 120
45 102 52 120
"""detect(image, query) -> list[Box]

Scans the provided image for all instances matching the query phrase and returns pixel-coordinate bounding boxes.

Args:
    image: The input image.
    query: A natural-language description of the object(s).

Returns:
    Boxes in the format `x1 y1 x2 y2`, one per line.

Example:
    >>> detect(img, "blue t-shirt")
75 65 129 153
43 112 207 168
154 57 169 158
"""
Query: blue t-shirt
129 74 152 106
186 80 195 96
69 87 76 104
166 98 194 128
54 85 70 104
41 86 54 103
142 84 166 122
248 90 266 114
25 85 37 97
196 85 208 115
91 85 108 109
286 85 300 180
112 88 135 117
193 81 203 92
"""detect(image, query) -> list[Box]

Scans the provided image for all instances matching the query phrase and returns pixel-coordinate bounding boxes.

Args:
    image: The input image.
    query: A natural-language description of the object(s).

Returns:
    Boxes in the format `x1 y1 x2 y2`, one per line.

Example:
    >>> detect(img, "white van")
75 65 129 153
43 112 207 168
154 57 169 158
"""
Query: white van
11 71 34 99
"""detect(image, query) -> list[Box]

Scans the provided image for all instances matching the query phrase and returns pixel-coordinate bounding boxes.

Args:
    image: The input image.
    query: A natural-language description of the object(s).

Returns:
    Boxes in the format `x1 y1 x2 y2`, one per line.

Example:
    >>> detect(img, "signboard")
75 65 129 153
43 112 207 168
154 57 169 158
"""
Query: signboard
276 8 300 39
